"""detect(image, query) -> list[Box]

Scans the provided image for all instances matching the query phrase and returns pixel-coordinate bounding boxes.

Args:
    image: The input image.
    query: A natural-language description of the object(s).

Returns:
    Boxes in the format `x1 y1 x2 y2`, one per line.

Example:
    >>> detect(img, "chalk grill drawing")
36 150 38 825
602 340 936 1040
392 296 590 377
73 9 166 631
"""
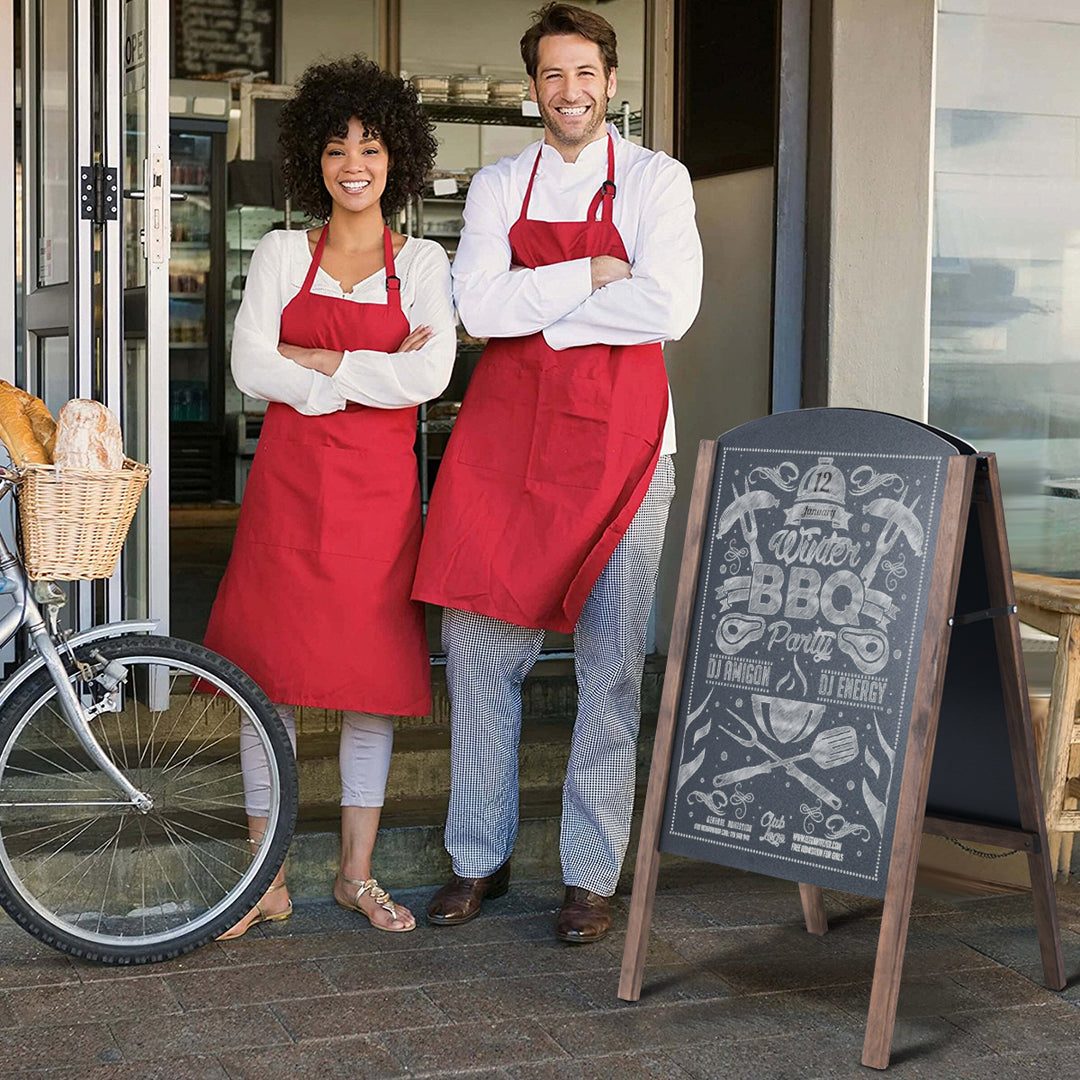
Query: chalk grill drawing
665 447 944 893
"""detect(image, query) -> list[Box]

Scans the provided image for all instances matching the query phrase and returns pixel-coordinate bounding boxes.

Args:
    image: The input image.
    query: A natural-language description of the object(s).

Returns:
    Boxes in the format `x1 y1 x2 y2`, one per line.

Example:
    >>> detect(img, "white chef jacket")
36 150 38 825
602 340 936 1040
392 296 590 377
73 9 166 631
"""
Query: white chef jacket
452 123 703 454
231 229 456 415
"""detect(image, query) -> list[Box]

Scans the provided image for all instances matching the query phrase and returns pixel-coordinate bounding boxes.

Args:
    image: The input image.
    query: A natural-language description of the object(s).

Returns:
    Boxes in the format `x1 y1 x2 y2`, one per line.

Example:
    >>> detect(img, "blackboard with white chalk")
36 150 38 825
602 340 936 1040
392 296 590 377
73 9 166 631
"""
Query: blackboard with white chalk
658 410 952 895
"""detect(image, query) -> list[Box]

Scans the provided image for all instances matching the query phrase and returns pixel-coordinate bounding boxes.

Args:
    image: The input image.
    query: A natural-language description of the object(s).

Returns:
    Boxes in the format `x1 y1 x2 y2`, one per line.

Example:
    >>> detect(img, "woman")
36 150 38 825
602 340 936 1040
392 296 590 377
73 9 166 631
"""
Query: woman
205 56 452 936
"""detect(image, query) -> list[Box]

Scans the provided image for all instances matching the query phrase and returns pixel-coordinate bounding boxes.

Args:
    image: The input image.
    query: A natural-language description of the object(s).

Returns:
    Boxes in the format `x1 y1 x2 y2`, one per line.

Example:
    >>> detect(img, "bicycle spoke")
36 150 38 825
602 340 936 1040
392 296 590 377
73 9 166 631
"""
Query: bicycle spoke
161 816 253 860
95 817 125 934
158 816 222 907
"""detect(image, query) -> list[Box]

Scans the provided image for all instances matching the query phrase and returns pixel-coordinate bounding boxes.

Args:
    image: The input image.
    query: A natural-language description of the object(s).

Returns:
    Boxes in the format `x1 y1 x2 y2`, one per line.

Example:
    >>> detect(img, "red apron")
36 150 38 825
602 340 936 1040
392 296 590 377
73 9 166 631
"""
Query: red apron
204 225 431 715
413 135 668 633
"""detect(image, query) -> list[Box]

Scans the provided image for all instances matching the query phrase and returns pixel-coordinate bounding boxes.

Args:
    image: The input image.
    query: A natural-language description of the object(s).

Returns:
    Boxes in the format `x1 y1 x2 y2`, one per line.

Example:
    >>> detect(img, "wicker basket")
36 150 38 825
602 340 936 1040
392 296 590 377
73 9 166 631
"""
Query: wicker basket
17 458 151 580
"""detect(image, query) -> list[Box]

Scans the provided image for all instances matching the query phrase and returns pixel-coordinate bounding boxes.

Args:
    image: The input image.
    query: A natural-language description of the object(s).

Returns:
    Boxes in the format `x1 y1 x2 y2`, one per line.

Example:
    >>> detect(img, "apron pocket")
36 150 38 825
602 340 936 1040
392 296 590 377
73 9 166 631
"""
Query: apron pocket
526 373 611 490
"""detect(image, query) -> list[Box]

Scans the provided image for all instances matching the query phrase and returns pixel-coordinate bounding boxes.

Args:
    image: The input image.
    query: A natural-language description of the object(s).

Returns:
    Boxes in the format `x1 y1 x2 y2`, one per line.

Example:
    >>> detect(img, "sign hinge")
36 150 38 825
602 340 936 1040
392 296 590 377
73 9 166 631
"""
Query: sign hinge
948 604 1017 627
79 164 119 224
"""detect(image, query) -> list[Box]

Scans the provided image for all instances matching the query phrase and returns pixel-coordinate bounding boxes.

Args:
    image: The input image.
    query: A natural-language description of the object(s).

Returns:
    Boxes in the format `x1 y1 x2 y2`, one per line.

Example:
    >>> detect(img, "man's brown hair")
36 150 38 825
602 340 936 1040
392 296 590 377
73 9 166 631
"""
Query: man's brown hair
520 3 619 79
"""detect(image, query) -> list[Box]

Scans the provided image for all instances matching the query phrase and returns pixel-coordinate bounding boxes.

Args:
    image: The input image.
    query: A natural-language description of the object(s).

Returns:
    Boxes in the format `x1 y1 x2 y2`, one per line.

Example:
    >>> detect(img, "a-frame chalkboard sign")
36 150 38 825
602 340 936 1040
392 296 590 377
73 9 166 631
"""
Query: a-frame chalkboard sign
620 409 1065 1070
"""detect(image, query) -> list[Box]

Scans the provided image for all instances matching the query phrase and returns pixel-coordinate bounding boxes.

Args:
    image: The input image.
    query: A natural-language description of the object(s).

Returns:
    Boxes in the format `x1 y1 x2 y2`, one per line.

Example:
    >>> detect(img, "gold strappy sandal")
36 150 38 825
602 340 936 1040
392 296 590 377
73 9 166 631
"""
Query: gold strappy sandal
217 881 293 941
335 872 415 933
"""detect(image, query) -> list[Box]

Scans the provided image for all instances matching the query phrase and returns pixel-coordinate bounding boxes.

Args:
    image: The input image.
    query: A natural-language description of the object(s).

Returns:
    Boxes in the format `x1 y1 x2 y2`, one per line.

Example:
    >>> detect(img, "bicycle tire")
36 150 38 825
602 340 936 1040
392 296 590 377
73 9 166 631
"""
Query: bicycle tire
0 634 297 964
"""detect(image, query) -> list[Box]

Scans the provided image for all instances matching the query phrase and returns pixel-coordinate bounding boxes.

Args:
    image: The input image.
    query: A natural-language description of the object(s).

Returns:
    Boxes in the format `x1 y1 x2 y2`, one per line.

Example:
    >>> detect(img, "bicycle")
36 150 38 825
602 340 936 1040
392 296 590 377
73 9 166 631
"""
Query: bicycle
0 468 298 964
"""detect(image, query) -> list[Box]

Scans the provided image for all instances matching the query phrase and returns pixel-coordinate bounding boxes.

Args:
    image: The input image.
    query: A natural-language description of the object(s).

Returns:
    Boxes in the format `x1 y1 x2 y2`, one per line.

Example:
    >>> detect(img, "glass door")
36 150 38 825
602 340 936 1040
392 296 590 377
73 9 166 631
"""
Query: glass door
119 0 171 629
17 0 170 631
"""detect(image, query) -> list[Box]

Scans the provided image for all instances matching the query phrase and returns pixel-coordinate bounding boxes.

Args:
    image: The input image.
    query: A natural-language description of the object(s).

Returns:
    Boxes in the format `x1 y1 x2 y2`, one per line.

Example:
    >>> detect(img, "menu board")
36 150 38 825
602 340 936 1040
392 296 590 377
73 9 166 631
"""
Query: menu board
173 0 279 80
660 410 957 897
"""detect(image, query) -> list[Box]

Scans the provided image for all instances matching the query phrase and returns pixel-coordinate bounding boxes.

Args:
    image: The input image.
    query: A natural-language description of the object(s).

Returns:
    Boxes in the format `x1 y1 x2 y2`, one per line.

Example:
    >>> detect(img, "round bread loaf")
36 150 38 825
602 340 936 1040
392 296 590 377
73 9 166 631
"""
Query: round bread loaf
0 379 56 466
53 399 124 470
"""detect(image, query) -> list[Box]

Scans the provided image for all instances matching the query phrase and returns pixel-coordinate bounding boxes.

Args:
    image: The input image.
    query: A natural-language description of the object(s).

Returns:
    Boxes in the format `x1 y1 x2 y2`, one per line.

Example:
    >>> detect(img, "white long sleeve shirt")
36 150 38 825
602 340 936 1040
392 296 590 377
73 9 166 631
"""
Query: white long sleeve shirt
231 229 455 414
452 124 703 454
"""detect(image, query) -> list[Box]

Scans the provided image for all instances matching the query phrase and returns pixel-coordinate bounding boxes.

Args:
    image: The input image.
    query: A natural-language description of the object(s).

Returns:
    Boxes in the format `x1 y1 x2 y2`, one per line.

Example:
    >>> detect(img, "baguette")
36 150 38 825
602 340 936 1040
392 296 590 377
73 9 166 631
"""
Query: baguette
0 380 55 467
53 400 124 470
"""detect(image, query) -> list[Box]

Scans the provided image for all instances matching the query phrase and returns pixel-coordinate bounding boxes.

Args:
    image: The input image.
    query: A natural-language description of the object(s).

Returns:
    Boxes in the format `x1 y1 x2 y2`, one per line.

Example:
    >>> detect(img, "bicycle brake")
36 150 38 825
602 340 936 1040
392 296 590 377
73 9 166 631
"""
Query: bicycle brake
85 649 129 692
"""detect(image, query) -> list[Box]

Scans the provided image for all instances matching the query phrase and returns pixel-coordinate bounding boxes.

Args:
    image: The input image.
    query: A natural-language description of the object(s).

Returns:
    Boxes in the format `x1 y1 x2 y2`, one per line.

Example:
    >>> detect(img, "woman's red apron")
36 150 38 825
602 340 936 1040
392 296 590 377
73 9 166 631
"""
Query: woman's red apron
205 225 431 715
413 135 668 633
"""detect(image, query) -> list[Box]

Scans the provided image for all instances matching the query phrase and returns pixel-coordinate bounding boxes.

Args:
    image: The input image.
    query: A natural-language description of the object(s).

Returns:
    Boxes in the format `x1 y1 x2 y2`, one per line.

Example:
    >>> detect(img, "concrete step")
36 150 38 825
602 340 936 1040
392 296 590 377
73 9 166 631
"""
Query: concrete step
294 712 658 806
282 781 657 899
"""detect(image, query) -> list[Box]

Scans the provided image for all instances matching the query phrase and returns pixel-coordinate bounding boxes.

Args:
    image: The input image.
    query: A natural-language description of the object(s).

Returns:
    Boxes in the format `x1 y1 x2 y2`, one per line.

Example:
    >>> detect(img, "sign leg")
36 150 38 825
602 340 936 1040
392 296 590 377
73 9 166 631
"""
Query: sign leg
976 456 1065 990
798 883 828 935
619 839 661 1001
863 454 975 1069
619 440 717 1002
862 868 919 1069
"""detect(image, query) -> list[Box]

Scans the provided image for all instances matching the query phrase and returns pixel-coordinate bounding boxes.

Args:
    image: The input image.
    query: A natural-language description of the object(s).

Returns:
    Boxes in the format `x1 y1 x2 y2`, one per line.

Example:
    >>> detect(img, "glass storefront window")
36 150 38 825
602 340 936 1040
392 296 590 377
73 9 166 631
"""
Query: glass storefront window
930 1 1080 577
36 0 70 287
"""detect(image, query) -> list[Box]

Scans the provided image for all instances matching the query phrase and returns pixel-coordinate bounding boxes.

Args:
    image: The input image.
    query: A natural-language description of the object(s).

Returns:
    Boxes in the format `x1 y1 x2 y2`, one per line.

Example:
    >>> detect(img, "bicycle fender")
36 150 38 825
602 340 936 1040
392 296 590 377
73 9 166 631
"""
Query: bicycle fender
0 619 160 711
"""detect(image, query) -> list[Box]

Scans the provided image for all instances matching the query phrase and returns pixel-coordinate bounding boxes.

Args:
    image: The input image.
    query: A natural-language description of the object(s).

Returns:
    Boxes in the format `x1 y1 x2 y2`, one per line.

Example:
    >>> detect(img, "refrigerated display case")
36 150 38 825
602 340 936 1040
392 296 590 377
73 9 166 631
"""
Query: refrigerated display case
168 115 226 501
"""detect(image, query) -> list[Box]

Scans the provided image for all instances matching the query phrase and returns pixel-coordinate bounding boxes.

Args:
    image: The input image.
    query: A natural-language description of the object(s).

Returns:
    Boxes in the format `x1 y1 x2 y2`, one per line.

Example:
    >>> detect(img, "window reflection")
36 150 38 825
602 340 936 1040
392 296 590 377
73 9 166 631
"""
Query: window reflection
930 2 1080 577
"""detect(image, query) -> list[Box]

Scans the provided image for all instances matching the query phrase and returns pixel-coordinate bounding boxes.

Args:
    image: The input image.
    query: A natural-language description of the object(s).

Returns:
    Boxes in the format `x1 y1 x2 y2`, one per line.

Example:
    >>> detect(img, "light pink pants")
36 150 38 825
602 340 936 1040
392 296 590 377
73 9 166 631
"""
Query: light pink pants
240 704 394 816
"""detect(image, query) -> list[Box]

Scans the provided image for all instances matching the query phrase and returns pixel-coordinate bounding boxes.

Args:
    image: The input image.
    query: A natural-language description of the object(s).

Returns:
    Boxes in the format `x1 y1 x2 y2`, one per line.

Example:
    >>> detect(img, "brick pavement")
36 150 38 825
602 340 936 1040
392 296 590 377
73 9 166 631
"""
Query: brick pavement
1 863 1079 1079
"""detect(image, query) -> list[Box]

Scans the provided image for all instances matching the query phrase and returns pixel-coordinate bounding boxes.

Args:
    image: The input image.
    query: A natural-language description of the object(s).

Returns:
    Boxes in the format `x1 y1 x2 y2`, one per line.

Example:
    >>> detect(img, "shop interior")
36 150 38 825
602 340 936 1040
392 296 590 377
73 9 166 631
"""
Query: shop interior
167 0 648 648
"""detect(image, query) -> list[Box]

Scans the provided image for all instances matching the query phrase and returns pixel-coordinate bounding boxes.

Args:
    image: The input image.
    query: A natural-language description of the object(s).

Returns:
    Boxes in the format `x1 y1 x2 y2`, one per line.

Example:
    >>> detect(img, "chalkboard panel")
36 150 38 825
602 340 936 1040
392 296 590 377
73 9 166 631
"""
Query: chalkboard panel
660 410 957 896
172 0 280 81
927 502 1023 828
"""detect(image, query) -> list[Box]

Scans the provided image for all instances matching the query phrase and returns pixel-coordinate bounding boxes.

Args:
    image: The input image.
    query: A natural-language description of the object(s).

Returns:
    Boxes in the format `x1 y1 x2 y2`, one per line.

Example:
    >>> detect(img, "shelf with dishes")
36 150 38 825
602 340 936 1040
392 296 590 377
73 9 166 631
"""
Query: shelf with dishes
409 75 642 137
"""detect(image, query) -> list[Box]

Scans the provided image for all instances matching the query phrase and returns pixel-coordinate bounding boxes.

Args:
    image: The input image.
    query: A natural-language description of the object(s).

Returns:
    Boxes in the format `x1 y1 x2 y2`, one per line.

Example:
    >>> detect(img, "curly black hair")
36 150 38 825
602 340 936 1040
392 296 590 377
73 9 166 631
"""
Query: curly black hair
278 56 438 221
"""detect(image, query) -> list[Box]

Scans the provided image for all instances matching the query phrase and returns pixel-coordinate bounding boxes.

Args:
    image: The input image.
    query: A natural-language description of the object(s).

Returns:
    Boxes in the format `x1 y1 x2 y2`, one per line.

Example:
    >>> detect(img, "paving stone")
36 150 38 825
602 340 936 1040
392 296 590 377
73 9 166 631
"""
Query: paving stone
372 1017 570 1073
316 942 486 991
945 1001 1080 1055
166 959 337 1009
822 973 989 1020
508 1050 690 1079
73 942 235 981
595 930 689 969
218 1038 408 1080
0 1021 122 1068
665 1027 867 1080
110 1004 292 1059
437 911 560 945
949 964 1061 1008
471 938 628 978
271 988 445 1040
543 988 846 1057
569 964 734 1008
0 931 80 989
953 922 1070 978
3 973 180 1026
7 1055 230 1080
672 886 850 931
421 971 599 1021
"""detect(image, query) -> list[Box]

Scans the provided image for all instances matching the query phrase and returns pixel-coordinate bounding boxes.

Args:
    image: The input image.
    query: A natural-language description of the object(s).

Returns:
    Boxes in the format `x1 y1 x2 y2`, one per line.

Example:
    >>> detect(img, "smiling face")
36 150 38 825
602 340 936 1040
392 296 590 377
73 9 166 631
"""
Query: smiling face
320 116 390 217
529 33 617 157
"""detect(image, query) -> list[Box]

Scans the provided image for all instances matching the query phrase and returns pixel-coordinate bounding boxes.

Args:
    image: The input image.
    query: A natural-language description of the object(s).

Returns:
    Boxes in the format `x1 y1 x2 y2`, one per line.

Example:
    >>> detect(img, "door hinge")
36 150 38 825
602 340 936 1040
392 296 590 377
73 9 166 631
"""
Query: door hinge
79 164 119 224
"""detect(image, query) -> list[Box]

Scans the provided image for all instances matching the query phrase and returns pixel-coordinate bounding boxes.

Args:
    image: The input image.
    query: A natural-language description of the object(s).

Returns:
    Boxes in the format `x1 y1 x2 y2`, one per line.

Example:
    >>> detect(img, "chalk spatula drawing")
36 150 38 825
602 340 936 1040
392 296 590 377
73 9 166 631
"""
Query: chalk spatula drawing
711 726 859 789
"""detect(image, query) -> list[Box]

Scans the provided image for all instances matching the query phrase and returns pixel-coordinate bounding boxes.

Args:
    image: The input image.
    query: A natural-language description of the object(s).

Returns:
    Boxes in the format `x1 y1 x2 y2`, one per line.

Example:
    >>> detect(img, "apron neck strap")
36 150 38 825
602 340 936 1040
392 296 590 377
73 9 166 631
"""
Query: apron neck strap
518 143 544 223
301 223 402 310
585 134 617 224
301 225 330 294
383 225 402 310
519 133 617 226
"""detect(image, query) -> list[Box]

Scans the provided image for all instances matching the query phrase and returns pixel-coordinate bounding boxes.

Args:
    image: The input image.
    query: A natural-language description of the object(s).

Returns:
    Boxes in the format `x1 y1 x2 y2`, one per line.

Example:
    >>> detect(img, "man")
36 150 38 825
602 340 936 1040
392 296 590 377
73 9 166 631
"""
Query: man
413 2 702 943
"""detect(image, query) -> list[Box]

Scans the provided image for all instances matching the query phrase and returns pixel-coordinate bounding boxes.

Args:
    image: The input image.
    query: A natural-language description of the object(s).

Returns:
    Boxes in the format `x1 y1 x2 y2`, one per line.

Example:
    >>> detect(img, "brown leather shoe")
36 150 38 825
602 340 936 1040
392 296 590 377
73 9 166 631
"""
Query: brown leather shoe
427 860 510 925
555 886 611 943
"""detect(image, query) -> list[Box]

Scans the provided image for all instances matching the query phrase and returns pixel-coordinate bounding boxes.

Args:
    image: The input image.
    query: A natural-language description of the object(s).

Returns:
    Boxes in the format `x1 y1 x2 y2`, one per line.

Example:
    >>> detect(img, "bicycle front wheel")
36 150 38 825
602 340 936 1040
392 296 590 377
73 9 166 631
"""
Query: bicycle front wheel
0 634 297 963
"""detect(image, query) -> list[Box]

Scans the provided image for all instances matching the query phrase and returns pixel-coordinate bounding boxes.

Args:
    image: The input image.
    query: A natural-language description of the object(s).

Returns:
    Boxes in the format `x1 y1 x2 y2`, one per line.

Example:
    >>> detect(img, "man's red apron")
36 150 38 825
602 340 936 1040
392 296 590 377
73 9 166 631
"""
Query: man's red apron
205 225 430 715
413 135 668 633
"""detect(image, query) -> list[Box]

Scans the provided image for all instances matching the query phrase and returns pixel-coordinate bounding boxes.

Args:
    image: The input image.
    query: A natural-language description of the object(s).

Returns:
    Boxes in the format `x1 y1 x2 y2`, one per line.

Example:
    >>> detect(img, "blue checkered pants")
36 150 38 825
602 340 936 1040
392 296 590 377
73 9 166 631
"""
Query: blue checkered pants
441 455 675 896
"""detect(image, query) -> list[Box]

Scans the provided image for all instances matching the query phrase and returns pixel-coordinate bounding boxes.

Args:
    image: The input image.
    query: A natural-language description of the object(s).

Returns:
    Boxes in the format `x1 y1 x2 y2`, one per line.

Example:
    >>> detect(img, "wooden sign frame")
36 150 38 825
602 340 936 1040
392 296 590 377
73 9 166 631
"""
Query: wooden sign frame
620 438 1065 1070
